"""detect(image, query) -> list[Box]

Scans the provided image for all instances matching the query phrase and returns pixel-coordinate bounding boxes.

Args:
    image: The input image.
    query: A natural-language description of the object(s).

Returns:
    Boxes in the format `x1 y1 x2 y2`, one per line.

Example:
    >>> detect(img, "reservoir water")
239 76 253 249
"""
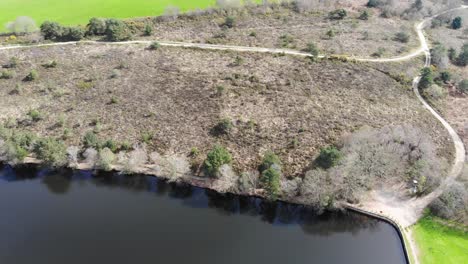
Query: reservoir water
0 165 407 264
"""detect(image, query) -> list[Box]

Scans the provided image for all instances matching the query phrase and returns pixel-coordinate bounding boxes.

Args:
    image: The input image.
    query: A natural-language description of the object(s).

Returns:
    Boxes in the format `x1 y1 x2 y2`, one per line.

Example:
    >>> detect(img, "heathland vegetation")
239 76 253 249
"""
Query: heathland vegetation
0 42 453 210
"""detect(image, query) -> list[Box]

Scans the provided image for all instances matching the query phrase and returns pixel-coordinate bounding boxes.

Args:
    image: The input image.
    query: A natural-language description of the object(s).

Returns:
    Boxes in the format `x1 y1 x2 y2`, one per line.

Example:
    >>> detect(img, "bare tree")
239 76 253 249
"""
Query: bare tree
5 16 38 33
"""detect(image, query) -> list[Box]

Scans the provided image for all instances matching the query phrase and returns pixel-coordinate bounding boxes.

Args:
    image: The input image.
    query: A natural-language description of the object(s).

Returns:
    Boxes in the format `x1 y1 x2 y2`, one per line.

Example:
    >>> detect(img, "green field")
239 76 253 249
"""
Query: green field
0 0 218 32
413 216 468 264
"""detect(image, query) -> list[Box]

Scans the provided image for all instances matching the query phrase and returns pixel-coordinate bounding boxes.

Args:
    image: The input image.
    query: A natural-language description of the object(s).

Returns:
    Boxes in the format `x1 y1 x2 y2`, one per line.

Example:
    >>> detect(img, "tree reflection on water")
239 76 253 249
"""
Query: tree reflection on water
0 164 378 236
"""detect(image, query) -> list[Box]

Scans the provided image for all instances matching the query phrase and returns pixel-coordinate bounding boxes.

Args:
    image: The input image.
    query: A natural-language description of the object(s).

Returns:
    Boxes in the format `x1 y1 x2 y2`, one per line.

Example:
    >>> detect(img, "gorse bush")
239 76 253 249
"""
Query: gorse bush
0 70 15 79
458 79 468 93
261 166 281 200
429 182 467 220
359 10 370 20
316 146 342 169
419 67 434 89
105 19 132 41
83 131 101 149
259 151 282 200
457 44 468 66
33 137 67 167
223 16 235 28
40 21 63 40
204 145 232 177
451 16 462 30
42 60 58 69
148 42 160 50
259 151 281 172
144 24 153 36
40 21 84 41
394 31 410 43
27 109 42 122
24 69 38 81
213 118 233 135
305 42 319 58
97 148 115 171
103 139 118 153
328 9 347 20
87 18 107 35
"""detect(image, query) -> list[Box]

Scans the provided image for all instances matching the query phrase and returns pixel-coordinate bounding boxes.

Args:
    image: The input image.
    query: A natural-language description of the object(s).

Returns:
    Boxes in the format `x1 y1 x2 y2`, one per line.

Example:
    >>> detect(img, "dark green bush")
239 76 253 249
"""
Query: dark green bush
316 146 342 169
62 26 84 41
24 69 38 81
459 79 468 93
328 9 347 20
451 17 462 30
86 18 107 35
223 16 235 28
440 71 451 83
27 109 42 122
83 131 101 149
204 145 232 177
213 118 233 135
359 10 370 20
33 137 67 167
140 131 154 144
144 24 153 36
0 70 15 79
42 60 58 69
105 19 132 41
419 67 434 89
148 42 160 50
5 57 18 68
259 151 281 172
261 166 281 200
103 139 118 153
40 21 63 40
394 32 410 43
305 42 319 58
366 0 381 8
457 44 468 66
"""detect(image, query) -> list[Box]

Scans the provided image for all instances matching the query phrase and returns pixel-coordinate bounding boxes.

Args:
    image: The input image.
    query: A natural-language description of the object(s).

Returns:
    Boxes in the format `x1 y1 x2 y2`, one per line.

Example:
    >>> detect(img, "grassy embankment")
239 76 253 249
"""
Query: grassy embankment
0 0 219 31
413 215 468 264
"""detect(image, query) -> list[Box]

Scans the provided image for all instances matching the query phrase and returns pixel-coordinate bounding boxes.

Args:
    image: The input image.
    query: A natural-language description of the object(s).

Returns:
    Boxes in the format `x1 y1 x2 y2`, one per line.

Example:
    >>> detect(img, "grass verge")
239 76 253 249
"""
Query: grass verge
412 215 468 264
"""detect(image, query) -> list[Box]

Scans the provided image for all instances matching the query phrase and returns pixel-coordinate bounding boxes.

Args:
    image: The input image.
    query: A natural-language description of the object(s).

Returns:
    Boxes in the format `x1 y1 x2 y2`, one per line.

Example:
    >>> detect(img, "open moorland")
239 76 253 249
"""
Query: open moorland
0 43 453 203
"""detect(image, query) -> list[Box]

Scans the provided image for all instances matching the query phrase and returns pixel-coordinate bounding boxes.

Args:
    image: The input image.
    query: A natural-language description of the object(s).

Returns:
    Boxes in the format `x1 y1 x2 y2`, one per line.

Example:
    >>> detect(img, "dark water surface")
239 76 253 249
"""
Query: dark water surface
0 165 406 264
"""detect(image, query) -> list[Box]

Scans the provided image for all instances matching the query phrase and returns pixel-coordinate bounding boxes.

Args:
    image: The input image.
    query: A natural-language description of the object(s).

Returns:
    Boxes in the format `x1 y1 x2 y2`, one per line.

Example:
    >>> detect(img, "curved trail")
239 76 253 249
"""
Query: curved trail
1 5 467 264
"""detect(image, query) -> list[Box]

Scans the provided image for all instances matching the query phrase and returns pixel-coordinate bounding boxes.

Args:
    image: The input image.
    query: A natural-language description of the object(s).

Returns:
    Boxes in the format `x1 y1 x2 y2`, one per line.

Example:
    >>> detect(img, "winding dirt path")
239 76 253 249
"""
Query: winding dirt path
1 5 467 264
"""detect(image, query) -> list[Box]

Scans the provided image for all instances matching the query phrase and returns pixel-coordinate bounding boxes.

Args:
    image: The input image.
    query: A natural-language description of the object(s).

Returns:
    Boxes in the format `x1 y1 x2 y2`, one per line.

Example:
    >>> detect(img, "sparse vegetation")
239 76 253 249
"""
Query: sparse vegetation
0 70 15 79
140 131 153 144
